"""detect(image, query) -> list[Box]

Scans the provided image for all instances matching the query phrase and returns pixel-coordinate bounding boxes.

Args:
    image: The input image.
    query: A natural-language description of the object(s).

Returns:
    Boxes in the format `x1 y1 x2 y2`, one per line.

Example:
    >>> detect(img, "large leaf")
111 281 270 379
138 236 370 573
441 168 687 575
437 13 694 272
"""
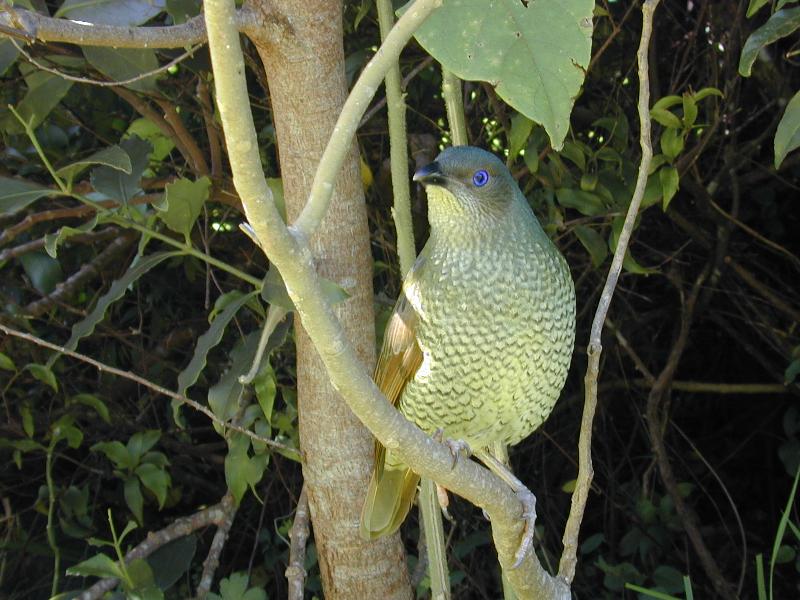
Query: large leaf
775 89 800 168
135 462 170 509
176 290 259 395
57 0 166 26
147 535 197 591
0 177 56 216
82 46 160 93
739 7 800 76
156 177 211 241
91 135 153 203
0 39 20 76
407 0 594 149
19 252 63 295
59 251 183 356
56 145 133 182
3 70 74 134
66 553 123 579
224 433 269 505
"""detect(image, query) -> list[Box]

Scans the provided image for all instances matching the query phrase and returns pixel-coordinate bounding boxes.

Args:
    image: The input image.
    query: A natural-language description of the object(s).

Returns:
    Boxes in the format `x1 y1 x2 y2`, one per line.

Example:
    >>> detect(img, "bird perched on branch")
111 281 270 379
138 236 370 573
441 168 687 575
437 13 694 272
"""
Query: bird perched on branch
360 146 575 565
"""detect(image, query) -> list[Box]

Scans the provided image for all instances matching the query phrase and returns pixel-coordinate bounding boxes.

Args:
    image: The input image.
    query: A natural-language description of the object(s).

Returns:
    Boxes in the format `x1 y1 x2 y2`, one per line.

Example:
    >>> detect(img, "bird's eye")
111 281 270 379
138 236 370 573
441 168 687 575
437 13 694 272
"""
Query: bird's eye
472 169 490 187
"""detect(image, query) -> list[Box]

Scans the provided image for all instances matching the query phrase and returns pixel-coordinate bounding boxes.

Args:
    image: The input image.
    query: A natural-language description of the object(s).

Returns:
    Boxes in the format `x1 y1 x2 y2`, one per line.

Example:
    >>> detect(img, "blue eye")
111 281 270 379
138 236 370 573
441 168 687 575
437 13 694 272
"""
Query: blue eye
472 169 490 187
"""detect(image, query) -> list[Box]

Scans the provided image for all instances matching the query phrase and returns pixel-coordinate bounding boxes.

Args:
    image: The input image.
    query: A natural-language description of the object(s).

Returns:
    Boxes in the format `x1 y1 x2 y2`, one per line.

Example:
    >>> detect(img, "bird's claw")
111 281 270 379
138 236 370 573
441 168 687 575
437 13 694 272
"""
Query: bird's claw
511 487 537 569
432 428 471 469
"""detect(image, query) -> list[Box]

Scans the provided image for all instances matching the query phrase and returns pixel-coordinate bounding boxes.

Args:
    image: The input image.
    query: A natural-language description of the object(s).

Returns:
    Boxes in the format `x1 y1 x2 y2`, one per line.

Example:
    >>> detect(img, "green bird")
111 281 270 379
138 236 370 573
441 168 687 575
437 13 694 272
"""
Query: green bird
360 146 575 562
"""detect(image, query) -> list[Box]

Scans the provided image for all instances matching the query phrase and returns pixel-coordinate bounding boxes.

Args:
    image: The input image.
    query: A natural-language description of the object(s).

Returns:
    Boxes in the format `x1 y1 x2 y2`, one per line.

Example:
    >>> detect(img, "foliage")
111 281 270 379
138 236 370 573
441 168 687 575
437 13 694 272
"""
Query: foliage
0 0 799 598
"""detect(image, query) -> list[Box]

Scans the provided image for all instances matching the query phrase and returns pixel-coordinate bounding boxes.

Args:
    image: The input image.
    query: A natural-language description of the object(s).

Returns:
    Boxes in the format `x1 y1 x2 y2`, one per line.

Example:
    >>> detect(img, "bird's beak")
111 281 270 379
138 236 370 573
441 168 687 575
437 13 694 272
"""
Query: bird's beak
413 161 446 186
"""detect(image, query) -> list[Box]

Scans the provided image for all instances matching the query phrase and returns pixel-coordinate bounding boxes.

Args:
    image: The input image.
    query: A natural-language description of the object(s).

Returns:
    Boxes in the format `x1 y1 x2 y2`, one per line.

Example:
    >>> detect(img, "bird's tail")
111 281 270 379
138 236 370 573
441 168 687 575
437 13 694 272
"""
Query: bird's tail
359 447 419 539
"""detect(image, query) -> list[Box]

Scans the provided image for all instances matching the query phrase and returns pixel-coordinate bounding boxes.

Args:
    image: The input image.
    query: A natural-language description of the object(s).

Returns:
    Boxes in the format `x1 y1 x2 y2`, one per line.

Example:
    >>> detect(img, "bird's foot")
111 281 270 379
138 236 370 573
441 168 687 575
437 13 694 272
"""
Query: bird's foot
511 486 537 569
435 483 454 521
432 429 472 469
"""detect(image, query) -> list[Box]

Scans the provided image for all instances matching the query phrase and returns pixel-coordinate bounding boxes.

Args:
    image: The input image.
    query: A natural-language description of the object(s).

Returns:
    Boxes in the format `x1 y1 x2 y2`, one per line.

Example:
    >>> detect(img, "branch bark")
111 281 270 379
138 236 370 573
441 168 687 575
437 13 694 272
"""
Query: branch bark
558 0 661 584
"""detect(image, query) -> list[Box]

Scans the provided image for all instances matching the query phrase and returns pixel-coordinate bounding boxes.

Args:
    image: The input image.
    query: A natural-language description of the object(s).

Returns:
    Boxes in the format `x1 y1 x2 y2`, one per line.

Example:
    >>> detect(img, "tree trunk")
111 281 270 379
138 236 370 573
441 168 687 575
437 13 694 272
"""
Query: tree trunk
250 1 412 597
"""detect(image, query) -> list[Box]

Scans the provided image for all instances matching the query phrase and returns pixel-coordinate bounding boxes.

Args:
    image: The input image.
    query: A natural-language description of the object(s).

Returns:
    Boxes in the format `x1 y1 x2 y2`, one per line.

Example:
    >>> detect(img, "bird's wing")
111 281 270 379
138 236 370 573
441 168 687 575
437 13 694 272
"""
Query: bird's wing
374 290 422 405
360 276 424 539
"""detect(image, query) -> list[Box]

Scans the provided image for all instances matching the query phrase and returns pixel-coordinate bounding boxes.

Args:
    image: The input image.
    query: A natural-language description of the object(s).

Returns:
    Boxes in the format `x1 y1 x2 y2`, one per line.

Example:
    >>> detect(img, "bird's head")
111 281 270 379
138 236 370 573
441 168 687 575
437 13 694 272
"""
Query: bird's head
413 146 520 229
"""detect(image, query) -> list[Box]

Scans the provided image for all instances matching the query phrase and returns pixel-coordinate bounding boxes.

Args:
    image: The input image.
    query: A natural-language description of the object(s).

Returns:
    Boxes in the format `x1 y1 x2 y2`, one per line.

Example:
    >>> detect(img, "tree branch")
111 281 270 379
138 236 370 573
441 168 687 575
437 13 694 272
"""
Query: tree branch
558 0 660 584
286 486 310 600
0 8 210 48
204 0 569 597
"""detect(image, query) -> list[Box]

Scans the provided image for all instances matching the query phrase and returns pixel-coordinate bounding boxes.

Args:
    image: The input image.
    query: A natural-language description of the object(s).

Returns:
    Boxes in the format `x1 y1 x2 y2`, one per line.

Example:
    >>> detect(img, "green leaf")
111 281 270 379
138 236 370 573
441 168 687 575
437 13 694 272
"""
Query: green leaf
19 251 63 295
659 165 680 211
560 141 586 171
156 177 211 241
692 87 724 102
92 440 134 470
747 0 770 18
651 95 683 111
177 290 259 395
574 225 608 268
0 39 20 76
27 363 58 392
82 46 160 93
555 188 606 216
261 267 295 311
682 93 698 129
508 112 534 163
135 463 170 509
0 352 17 372
68 393 111 423
125 476 144 523
126 118 176 162
224 434 269 504
0 177 56 216
91 135 153 203
739 8 800 76
147 535 197 591
44 215 99 258
52 415 84 449
254 362 277 429
56 145 133 182
774 89 800 168
406 0 594 149
650 107 682 129
21 403 34 438
127 430 161 463
653 565 686 594
660 127 684 161
60 251 182 356
217 572 249 599
66 552 123 579
126 557 157 591
3 70 73 134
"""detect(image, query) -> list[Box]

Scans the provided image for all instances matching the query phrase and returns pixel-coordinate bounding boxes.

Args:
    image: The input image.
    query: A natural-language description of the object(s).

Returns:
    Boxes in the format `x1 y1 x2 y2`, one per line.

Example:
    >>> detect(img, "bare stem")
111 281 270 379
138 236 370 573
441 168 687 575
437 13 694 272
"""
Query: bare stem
376 0 416 277
442 70 468 146
557 0 661 584
286 486 311 600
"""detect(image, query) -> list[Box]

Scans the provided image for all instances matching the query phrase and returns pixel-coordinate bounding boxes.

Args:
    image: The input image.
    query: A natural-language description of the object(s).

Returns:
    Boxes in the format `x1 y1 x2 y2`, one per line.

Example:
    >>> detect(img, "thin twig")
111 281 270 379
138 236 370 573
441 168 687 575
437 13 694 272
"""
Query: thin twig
0 324 299 457
286 486 310 600
0 227 119 262
154 97 210 176
195 493 238 600
558 0 661 584
11 38 201 87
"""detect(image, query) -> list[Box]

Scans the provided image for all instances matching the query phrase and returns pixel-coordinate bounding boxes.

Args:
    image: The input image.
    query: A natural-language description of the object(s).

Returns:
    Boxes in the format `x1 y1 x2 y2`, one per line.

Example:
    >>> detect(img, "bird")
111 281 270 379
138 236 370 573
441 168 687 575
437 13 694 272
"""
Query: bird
360 145 576 564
